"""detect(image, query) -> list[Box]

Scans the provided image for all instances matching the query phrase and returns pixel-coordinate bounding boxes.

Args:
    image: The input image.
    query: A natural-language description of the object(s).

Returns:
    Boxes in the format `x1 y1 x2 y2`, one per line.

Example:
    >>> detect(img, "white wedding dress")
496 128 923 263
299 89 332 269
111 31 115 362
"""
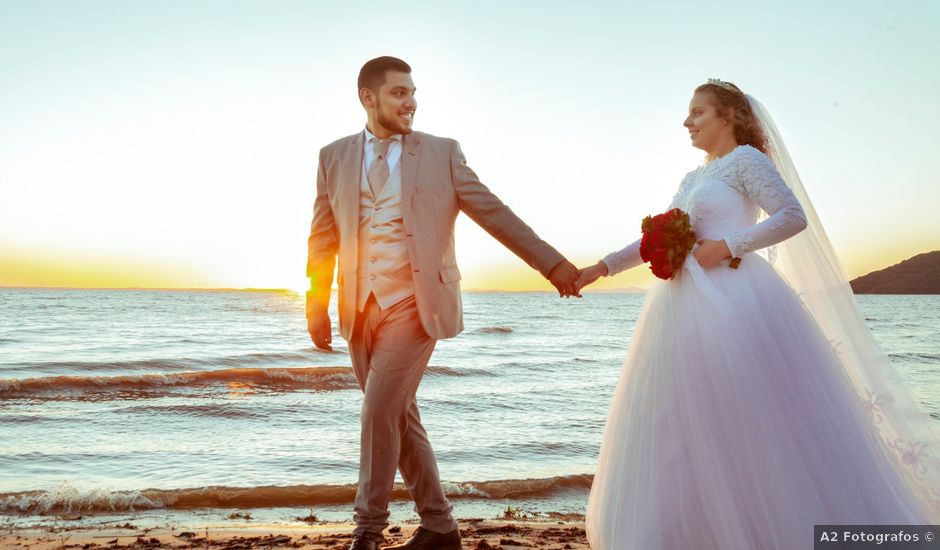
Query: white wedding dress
585 144 935 549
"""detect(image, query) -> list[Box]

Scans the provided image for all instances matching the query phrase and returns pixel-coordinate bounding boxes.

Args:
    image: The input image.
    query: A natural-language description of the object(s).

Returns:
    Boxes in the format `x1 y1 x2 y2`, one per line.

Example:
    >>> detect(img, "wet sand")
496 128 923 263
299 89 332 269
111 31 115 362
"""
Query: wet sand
0 518 590 549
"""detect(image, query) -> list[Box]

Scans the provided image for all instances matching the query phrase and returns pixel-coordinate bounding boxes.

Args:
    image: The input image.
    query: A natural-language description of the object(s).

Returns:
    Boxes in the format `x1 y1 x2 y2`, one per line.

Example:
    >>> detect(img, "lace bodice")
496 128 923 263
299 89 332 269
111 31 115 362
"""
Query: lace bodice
601 145 808 276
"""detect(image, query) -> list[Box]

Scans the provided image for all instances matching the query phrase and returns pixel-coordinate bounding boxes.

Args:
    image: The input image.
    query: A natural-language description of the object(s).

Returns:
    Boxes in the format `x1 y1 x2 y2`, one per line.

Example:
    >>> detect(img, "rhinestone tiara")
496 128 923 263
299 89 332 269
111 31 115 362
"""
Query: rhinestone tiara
707 78 740 93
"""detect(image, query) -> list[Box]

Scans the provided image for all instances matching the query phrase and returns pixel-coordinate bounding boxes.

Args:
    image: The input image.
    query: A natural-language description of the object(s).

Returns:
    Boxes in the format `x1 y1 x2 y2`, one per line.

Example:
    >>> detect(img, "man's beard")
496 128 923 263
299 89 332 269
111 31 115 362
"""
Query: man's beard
376 105 413 135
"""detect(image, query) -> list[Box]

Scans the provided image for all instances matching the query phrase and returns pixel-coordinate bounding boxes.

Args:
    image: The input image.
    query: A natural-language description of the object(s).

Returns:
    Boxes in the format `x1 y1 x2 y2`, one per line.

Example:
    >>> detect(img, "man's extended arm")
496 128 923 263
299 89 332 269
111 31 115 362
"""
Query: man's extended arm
448 140 580 296
306 148 338 349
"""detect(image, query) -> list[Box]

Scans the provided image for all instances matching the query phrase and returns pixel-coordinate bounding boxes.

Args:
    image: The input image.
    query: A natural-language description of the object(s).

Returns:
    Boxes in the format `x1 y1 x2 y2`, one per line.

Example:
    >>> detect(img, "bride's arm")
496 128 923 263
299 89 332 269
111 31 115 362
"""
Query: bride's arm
578 176 691 287
723 148 808 257
576 238 641 289
580 174 692 283
599 238 643 277
598 175 691 277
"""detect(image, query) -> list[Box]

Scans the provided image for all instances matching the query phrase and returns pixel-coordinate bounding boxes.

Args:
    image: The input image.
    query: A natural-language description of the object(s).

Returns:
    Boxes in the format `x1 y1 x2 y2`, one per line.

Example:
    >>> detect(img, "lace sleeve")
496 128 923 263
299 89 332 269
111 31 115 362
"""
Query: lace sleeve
723 147 808 258
600 238 642 277
600 176 690 276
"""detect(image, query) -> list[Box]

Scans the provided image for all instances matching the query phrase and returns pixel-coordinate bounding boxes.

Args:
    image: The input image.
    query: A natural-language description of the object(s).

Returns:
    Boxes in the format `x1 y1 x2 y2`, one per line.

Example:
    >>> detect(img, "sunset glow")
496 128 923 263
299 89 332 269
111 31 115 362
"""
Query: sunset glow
2 1 937 291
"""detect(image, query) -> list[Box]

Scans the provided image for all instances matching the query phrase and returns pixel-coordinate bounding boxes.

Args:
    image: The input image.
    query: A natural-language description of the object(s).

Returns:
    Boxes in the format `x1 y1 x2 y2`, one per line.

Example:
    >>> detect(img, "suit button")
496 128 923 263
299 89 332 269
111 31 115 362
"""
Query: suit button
369 275 376 281
370 257 376 263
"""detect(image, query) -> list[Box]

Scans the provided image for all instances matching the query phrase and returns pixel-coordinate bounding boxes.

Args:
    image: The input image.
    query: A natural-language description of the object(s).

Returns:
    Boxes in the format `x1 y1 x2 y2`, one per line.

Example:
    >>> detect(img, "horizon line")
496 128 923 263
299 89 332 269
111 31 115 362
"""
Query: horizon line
0 285 650 294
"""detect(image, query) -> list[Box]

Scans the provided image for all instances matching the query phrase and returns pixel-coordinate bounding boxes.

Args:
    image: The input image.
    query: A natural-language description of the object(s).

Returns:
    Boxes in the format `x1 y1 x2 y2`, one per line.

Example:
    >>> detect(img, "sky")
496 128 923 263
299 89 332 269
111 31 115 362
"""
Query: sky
1 0 938 292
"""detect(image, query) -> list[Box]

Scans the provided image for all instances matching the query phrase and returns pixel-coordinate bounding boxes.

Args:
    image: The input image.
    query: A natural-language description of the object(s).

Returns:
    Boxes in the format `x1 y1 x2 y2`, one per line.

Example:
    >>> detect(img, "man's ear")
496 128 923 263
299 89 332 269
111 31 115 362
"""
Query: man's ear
359 87 375 108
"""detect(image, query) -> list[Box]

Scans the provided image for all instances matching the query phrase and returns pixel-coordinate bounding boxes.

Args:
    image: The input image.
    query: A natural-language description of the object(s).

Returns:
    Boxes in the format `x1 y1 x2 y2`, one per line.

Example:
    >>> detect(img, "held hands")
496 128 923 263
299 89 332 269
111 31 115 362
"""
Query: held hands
576 262 608 291
307 310 333 351
549 260 610 297
547 260 582 298
693 239 732 269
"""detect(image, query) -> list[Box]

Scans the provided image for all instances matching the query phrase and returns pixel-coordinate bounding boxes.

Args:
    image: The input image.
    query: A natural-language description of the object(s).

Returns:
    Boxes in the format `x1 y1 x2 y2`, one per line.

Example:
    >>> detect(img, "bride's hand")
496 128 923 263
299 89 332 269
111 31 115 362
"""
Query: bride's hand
693 239 732 269
576 262 608 290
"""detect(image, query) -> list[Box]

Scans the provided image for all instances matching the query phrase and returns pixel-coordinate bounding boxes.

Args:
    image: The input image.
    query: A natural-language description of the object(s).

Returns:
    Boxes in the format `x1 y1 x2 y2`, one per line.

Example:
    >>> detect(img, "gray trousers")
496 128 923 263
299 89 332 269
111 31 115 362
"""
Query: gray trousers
349 294 457 538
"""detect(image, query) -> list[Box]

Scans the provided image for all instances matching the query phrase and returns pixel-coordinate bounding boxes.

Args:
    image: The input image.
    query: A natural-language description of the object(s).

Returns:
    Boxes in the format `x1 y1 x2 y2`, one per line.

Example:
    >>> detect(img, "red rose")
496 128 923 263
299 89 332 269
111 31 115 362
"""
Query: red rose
651 261 674 280
650 248 670 274
649 229 666 249
638 208 696 280
640 233 653 262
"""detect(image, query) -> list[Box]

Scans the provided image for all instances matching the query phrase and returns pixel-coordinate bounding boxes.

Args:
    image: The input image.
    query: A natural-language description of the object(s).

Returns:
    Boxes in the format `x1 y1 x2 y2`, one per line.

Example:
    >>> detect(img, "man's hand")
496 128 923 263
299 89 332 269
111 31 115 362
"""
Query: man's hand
576 262 608 291
307 311 333 351
548 260 582 298
693 239 733 269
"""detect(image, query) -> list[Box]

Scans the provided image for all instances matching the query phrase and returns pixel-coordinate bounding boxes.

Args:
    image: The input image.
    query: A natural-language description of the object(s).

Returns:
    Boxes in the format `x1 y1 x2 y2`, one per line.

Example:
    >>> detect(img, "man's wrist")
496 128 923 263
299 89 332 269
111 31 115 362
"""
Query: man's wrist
549 258 570 274
305 289 329 318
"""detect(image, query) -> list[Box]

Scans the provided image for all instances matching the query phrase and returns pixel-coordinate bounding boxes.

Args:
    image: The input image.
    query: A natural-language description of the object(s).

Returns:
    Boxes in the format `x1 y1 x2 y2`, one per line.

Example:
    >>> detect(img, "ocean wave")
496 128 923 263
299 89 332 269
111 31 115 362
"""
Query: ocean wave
478 326 513 334
439 441 598 462
424 366 497 378
0 475 593 515
0 365 498 399
495 358 600 371
117 403 271 419
0 413 68 425
5 351 328 374
0 481 160 515
0 367 357 398
889 352 940 363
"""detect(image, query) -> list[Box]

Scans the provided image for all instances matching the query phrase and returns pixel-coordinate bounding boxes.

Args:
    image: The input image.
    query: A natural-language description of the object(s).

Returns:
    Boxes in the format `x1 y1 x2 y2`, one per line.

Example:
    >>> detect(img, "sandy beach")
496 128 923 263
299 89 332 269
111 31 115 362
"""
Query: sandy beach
0 518 589 549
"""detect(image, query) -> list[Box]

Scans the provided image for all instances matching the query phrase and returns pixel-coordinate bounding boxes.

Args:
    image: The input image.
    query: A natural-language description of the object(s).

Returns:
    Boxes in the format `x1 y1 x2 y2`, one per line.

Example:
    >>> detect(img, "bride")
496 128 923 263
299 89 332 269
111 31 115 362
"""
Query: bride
577 79 940 549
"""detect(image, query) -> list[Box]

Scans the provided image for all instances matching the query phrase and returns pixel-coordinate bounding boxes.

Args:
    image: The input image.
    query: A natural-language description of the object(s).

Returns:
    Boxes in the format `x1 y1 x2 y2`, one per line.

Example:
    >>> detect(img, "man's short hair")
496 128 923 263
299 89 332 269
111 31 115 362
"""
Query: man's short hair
358 56 412 94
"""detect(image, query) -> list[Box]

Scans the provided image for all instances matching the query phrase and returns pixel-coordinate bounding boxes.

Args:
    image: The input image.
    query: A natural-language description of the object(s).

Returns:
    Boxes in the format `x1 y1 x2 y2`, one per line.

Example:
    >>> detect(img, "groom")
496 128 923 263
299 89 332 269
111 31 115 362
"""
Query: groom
306 56 580 550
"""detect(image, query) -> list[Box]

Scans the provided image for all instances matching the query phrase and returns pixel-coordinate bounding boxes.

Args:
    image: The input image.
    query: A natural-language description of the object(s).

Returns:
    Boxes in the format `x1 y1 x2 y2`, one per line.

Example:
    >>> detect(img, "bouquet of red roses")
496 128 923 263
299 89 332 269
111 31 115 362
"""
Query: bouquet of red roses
639 208 697 280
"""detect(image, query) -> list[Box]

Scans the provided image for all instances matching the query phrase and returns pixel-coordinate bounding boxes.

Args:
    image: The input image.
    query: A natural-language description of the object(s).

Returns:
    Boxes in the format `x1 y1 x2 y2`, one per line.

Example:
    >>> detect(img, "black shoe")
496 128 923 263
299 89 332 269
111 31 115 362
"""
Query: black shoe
382 526 461 550
350 534 380 550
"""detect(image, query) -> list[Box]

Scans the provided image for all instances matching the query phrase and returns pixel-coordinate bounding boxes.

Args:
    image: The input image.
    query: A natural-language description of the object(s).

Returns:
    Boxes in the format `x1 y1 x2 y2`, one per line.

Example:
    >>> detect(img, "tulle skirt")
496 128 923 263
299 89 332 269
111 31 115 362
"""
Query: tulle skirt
586 254 931 550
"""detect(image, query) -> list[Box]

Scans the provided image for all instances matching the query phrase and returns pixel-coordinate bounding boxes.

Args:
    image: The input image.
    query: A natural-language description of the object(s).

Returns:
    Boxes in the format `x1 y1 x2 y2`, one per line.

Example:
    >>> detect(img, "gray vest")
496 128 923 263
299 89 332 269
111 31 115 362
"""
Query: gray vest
356 157 415 311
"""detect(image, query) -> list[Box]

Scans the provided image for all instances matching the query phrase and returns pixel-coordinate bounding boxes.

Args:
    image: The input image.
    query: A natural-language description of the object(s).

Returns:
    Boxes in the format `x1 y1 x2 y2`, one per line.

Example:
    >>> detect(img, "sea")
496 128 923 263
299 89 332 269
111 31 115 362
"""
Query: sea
1 288 938 528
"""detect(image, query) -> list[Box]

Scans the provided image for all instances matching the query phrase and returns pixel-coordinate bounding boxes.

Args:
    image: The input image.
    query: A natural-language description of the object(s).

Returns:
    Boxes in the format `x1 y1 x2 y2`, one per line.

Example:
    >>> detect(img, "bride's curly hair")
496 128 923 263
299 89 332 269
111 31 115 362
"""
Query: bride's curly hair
695 81 769 155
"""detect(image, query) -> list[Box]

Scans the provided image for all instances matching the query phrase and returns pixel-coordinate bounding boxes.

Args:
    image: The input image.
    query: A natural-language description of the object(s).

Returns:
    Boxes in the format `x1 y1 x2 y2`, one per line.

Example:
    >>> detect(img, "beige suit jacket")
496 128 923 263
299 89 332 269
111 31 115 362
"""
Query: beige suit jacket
306 130 566 341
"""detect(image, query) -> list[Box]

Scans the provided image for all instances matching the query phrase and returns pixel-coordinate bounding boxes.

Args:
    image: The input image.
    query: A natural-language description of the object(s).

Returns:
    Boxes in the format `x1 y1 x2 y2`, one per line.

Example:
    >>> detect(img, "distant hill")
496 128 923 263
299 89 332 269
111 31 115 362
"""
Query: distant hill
850 251 940 294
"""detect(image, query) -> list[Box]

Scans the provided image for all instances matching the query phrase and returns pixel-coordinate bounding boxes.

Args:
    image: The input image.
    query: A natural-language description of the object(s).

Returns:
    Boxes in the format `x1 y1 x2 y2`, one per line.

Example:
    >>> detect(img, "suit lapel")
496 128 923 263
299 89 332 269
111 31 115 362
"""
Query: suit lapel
400 132 420 217
337 132 365 237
